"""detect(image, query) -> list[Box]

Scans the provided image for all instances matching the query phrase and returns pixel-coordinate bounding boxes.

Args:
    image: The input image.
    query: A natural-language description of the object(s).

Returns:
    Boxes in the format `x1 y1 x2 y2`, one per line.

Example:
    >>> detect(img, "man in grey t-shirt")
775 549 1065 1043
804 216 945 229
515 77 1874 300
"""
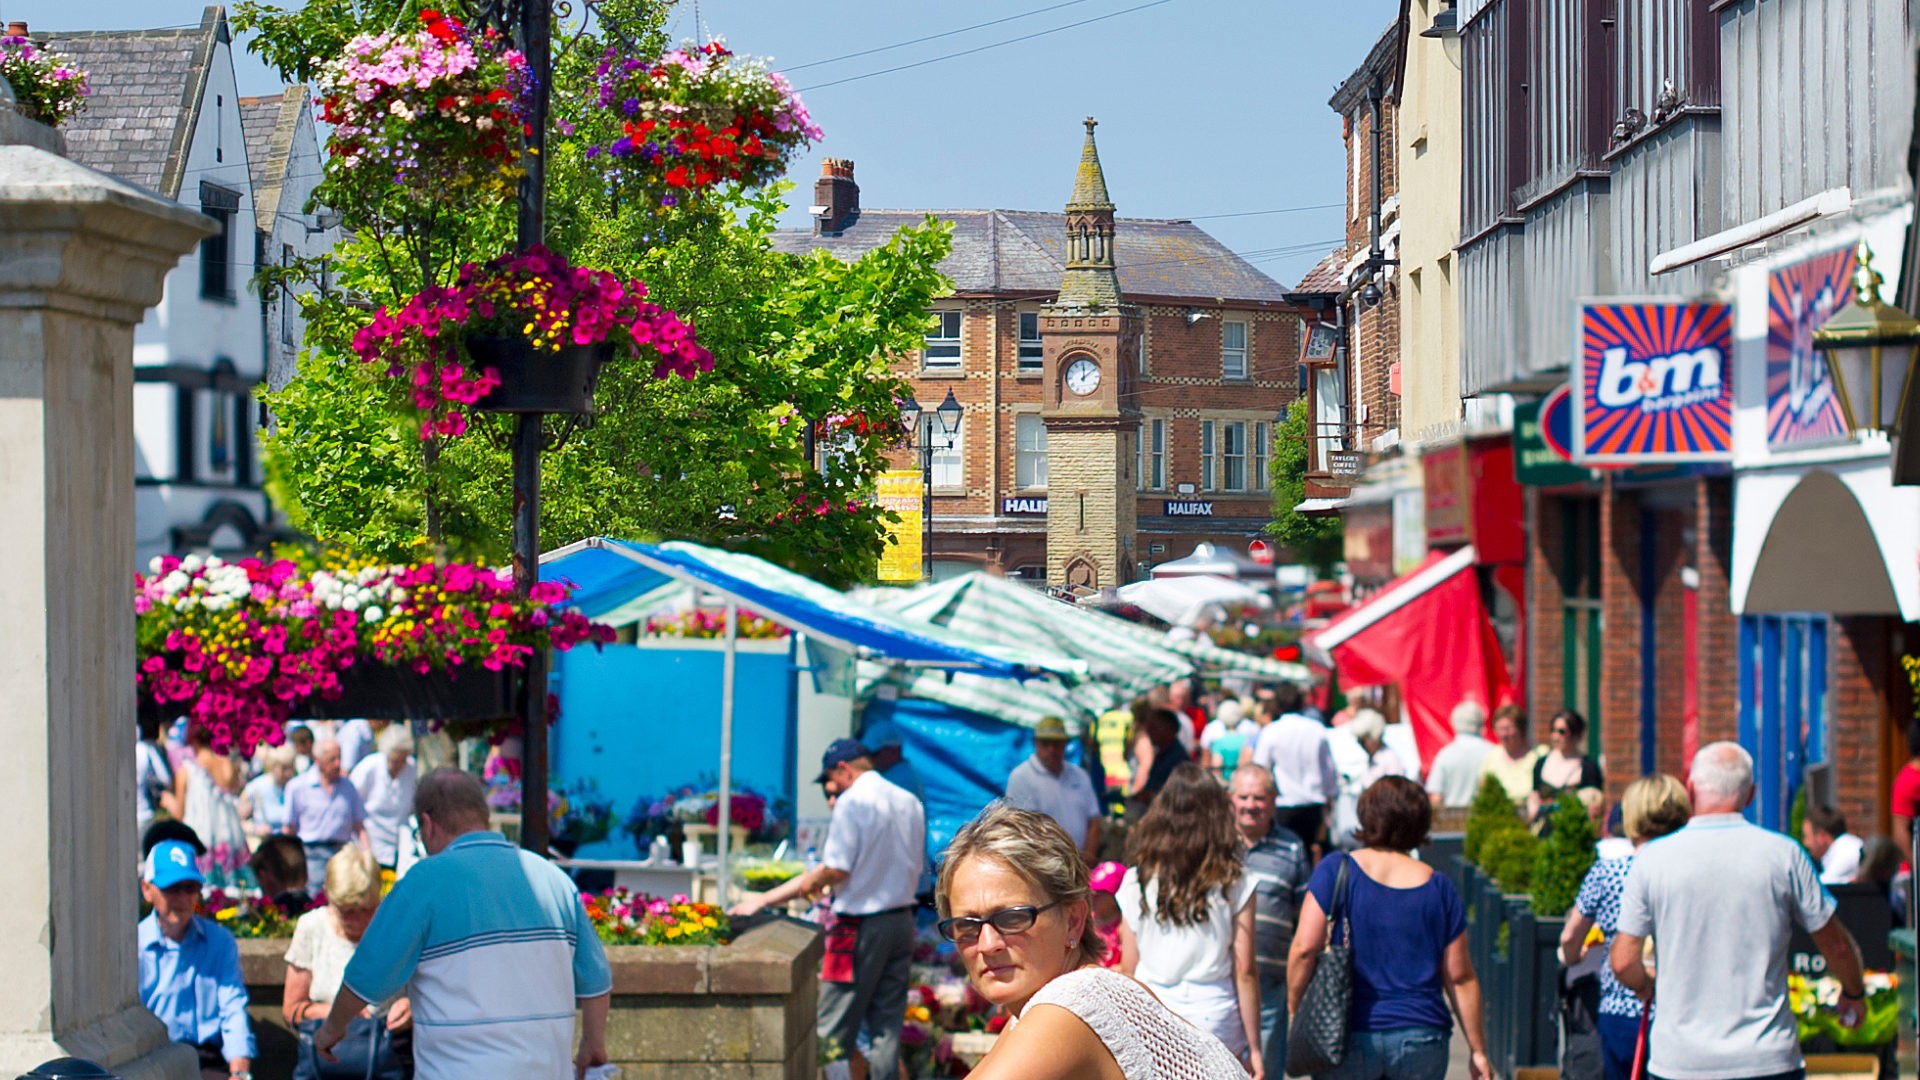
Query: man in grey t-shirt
1611 742 1865 1080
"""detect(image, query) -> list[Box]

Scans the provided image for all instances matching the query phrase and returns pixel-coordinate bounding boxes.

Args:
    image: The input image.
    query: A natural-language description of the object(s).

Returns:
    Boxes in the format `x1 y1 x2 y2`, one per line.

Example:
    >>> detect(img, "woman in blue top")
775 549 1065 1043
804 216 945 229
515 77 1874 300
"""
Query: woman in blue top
1557 773 1691 1080
1287 775 1489 1080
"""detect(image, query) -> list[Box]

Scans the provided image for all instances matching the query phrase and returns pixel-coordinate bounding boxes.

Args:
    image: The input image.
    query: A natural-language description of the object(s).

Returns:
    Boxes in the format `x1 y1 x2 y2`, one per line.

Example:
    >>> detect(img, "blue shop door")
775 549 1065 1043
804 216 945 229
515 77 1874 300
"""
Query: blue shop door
1738 614 1830 830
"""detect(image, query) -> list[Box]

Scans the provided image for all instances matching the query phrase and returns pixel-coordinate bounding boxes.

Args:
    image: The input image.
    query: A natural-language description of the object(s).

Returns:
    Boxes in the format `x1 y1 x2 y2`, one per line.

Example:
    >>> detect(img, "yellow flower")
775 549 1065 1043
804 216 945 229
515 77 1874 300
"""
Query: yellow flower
702 916 718 928
215 907 239 922
665 926 681 939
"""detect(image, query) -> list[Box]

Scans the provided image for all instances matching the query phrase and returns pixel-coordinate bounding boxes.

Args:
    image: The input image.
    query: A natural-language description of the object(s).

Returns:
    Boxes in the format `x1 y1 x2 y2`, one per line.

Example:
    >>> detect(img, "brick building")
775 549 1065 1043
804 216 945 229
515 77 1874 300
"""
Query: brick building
774 123 1305 587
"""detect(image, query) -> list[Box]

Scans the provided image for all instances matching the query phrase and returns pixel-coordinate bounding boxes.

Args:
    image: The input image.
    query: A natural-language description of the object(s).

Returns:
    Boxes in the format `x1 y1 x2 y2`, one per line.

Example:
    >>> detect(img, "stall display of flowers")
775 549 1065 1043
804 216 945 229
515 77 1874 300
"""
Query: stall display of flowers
135 554 614 753
0 33 89 126
641 606 790 640
316 10 528 208
900 928 998 1077
622 781 789 853
584 40 821 208
1789 970 1900 1047
582 888 728 946
349 244 713 439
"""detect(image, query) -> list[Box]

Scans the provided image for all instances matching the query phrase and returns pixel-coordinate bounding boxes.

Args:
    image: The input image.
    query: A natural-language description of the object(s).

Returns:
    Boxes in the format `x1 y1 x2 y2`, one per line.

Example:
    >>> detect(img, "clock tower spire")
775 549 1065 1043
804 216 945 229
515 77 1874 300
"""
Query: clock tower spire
1041 118 1142 591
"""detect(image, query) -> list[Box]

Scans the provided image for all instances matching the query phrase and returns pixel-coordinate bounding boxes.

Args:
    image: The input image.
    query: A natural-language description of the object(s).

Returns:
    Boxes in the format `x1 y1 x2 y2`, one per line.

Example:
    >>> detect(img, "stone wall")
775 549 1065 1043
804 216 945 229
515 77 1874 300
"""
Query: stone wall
238 918 822 1080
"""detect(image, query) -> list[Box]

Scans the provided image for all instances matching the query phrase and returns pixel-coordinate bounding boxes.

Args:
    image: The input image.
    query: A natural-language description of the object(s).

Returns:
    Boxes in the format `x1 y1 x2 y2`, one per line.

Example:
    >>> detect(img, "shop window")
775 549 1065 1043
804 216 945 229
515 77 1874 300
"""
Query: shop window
1138 418 1165 491
1738 613 1831 831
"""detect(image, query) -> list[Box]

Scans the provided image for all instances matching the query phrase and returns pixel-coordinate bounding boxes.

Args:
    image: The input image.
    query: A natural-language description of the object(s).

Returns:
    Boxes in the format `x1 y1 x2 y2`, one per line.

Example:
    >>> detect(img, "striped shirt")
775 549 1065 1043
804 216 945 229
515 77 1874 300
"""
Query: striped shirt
342 831 612 1080
1244 825 1311 978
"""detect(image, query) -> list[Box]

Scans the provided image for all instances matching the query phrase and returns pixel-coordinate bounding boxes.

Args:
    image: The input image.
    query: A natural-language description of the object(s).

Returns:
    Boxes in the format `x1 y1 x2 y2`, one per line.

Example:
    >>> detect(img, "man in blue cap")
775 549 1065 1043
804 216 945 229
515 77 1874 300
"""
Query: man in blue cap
138 838 254 1080
730 739 924 1080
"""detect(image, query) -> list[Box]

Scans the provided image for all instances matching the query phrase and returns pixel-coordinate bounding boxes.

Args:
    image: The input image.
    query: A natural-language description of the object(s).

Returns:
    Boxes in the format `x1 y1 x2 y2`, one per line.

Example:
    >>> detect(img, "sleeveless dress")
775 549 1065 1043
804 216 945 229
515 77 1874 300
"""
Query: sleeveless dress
1013 966 1247 1080
183 758 251 889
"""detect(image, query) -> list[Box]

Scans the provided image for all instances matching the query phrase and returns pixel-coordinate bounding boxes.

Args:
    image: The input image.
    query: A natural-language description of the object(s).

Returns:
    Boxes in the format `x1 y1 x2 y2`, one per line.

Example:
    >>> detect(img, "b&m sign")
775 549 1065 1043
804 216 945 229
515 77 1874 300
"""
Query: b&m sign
1574 300 1735 464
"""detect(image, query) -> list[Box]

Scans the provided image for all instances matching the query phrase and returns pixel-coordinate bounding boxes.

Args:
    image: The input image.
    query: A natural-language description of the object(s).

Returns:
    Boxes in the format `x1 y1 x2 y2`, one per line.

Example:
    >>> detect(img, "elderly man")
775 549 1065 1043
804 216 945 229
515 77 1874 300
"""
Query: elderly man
1230 764 1310 1080
285 737 371 882
350 724 418 869
138 839 254 1080
1612 742 1866 1080
730 740 924 1080
1425 700 1495 807
1005 715 1104 860
315 768 611 1079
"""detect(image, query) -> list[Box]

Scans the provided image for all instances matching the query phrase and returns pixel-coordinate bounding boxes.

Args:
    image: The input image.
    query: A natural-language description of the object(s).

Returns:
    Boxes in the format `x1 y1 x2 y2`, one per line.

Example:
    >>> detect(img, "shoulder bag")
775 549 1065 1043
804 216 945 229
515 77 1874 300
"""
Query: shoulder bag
295 1014 407 1080
1285 854 1354 1076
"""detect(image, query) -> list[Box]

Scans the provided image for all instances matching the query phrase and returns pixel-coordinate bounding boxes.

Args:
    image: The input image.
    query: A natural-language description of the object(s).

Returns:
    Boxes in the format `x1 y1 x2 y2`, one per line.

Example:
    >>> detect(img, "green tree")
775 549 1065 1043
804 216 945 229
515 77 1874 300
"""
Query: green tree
1464 773 1524 865
1267 399 1344 574
1529 794 1597 916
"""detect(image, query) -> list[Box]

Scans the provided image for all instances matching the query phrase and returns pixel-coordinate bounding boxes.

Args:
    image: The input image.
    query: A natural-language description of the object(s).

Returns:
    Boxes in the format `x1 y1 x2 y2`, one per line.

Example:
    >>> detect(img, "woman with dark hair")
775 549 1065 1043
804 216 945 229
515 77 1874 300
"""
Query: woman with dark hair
938 802 1247 1080
1117 764 1262 1072
1288 776 1488 1080
1528 710 1604 825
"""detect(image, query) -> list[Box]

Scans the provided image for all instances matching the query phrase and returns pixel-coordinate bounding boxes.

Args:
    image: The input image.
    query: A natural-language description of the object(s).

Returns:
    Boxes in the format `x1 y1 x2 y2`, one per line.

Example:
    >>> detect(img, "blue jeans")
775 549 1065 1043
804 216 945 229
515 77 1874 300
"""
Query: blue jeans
1320 1026 1450 1080
1258 974 1287 1080
1595 1012 1641 1080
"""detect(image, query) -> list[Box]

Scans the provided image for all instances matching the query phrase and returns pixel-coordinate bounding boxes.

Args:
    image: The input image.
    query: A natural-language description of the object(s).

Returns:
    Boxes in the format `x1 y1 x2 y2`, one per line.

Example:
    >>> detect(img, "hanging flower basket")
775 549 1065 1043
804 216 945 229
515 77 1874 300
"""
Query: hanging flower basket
0 33 89 127
351 245 712 439
467 335 615 415
582 40 821 209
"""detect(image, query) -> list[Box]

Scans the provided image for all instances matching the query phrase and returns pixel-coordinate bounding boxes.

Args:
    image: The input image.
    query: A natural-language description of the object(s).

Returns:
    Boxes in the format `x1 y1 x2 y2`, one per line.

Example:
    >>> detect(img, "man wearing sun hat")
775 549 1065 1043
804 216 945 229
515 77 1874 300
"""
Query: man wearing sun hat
137 839 255 1080
1005 715 1104 861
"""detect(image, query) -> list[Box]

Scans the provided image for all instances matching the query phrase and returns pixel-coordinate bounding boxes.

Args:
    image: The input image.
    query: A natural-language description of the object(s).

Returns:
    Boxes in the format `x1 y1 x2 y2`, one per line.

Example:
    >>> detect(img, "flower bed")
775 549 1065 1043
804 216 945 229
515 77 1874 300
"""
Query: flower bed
135 554 613 752
584 888 728 946
1791 971 1901 1047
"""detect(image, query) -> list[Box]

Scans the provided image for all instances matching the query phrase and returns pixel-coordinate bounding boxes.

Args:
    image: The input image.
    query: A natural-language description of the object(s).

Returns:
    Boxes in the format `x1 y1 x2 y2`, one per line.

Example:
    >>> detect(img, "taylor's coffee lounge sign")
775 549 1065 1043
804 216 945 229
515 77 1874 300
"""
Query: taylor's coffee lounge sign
1002 497 1048 515
1165 500 1214 517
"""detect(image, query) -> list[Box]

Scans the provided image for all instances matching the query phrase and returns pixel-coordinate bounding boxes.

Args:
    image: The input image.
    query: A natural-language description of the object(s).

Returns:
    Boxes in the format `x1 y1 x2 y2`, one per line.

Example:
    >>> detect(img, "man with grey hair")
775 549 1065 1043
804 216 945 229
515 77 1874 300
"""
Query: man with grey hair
1425 700 1495 807
283 736 370 881
314 768 611 1079
1612 741 1865 1080
1229 763 1309 1080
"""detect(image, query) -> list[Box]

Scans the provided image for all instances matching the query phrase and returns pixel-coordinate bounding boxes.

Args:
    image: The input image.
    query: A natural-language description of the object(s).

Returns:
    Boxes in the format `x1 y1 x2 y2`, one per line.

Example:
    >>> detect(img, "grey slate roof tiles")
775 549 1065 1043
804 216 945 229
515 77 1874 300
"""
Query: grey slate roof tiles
240 88 308 232
43 6 222 199
772 209 1292 304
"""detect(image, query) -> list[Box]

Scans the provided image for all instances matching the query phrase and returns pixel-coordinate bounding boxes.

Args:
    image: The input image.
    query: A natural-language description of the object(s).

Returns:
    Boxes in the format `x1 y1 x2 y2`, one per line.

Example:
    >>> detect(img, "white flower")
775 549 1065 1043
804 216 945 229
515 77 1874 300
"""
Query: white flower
161 570 189 594
365 605 384 623
181 554 204 573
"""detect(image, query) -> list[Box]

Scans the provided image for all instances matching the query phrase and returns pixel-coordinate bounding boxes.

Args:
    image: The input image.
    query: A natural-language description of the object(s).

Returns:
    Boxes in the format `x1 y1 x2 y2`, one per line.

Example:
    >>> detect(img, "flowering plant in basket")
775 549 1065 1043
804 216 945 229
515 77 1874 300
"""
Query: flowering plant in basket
350 244 713 439
316 10 527 210
0 34 89 126
584 40 821 208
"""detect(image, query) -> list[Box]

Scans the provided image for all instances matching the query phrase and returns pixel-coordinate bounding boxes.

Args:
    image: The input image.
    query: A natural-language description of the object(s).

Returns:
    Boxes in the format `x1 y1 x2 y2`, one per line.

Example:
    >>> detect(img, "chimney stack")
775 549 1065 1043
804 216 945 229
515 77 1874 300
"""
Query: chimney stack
813 158 859 236
6 21 28 37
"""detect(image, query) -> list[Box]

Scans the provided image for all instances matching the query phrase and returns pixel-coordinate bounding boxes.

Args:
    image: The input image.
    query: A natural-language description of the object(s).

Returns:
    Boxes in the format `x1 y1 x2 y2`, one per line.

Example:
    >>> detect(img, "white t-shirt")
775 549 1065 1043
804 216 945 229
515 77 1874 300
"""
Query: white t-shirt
1004 756 1102 849
285 906 363 1006
1116 866 1256 988
350 753 417 866
1253 714 1340 807
821 770 925 915
337 720 376 770
1820 833 1865 884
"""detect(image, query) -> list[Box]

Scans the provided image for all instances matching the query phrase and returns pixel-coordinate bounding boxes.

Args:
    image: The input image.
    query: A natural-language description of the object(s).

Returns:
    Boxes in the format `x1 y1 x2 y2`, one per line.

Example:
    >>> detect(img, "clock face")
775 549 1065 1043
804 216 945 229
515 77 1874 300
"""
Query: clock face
1065 358 1102 396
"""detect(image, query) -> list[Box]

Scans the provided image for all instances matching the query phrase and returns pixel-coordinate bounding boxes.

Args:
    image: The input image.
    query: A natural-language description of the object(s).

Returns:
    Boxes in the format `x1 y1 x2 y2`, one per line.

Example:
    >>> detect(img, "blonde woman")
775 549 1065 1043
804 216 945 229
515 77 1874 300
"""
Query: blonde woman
939 802 1247 1080
284 847 410 1079
1558 774 1691 1080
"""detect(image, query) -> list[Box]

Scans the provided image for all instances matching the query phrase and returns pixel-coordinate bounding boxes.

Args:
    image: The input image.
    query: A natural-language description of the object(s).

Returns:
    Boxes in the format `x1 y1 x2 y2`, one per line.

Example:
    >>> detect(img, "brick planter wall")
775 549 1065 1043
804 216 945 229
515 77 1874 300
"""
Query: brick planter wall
239 917 823 1080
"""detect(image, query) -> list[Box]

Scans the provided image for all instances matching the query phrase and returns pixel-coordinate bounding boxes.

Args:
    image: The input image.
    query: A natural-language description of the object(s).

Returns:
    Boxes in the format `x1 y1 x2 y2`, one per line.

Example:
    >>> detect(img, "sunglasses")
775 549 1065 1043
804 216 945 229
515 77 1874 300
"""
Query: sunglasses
1552 726 1572 736
937 901 1061 944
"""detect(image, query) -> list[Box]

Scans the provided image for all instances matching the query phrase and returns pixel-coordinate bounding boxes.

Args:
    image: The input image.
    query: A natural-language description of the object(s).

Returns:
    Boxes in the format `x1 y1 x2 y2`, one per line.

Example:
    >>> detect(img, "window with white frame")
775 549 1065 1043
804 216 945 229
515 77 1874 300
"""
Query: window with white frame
1018 312 1044 372
1200 420 1216 491
1222 319 1249 380
921 414 963 489
817 427 859 482
1314 364 1347 472
923 310 962 370
1138 417 1166 491
1253 420 1271 490
1221 421 1248 491
1015 413 1048 488
1136 330 1147 375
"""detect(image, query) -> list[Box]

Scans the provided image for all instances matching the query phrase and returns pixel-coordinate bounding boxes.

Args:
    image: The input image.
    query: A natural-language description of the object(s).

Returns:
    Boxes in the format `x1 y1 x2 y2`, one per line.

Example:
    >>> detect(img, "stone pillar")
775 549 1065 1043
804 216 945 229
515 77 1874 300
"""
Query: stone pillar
0 111 215 1079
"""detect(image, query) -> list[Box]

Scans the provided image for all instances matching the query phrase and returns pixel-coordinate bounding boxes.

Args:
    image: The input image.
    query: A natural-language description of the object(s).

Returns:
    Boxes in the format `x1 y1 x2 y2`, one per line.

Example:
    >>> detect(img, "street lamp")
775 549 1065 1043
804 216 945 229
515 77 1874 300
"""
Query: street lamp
897 388 963 579
1813 241 1920 437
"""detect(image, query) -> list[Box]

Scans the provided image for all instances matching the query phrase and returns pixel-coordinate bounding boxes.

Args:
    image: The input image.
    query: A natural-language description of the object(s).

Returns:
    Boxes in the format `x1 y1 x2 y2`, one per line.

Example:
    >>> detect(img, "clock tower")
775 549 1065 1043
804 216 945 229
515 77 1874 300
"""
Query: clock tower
1041 118 1142 591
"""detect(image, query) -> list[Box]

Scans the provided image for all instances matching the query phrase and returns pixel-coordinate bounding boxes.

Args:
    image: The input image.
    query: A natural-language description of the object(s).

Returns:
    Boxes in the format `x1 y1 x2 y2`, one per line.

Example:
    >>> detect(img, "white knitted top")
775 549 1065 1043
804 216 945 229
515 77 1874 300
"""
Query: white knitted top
1013 966 1248 1080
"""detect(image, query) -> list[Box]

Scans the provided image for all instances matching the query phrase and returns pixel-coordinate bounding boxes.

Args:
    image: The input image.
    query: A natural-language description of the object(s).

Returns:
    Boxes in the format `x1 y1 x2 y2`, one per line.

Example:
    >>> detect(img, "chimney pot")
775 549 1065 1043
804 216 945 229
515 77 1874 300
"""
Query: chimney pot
813 158 859 236
6 21 28 37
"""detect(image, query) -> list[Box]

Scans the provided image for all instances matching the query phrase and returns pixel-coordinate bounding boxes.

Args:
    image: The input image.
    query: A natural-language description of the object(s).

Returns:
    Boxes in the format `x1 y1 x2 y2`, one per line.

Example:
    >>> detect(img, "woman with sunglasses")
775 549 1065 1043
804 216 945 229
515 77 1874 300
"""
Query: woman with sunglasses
1528 710 1604 827
1116 764 1263 1072
938 802 1249 1080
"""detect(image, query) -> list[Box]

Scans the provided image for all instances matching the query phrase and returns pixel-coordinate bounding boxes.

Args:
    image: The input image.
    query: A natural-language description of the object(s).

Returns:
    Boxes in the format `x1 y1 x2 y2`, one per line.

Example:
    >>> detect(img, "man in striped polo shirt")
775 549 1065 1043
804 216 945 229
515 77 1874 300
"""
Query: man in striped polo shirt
315 768 612 1079
1230 763 1311 1080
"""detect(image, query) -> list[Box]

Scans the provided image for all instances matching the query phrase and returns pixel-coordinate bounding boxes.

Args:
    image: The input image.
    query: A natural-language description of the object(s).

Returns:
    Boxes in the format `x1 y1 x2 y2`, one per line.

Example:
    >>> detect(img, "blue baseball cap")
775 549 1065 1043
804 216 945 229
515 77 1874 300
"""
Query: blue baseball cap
816 738 871 782
861 720 905 749
145 839 204 890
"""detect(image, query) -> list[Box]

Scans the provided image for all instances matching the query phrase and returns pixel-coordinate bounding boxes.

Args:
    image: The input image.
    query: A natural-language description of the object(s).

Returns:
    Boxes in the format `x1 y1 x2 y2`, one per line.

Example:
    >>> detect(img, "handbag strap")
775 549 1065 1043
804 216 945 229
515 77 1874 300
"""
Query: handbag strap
1328 853 1352 946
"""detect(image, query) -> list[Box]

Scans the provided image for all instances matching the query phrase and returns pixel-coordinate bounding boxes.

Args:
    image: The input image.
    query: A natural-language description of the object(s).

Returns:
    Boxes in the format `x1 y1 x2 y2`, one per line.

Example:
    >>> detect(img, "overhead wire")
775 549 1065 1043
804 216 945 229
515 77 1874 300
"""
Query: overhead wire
782 0 1102 72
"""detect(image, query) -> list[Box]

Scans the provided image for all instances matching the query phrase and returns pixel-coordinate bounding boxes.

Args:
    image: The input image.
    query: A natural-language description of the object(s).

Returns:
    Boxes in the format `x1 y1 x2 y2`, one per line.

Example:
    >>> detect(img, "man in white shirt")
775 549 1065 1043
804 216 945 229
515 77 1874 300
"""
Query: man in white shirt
1250 683 1338 853
350 724 419 869
1426 701 1496 807
1803 803 1867 884
1005 716 1103 860
729 740 924 1080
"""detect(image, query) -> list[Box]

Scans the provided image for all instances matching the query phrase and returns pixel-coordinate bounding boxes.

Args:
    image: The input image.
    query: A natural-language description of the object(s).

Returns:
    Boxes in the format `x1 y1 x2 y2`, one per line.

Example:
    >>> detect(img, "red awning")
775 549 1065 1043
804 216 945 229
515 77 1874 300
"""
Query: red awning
1309 546 1513 772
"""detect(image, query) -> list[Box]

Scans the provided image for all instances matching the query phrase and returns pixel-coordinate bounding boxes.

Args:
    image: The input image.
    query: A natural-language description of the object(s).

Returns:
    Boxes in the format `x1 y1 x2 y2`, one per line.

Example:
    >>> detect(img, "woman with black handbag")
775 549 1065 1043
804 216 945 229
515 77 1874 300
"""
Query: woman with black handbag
1285 777 1488 1080
284 847 412 1080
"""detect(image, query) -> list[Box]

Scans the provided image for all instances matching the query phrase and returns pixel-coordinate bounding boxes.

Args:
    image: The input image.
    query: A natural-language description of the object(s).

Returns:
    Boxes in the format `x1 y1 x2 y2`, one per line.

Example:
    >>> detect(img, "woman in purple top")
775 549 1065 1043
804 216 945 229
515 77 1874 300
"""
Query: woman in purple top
1287 776 1490 1080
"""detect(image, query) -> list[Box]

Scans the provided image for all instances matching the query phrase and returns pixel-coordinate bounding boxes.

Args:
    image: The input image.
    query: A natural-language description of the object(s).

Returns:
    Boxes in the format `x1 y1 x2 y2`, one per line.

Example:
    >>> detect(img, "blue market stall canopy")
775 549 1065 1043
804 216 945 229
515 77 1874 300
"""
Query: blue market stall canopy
540 538 1053 680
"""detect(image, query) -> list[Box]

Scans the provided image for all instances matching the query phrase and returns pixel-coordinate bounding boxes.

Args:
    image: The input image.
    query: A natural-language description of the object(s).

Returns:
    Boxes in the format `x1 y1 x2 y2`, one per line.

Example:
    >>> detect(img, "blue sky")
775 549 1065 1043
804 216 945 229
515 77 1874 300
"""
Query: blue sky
11 0 1398 285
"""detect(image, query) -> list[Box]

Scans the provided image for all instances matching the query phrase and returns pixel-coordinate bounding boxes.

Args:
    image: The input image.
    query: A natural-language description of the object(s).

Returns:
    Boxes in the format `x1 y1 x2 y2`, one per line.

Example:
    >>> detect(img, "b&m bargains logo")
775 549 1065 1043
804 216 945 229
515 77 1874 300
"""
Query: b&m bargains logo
1578 301 1734 462
1593 342 1725 412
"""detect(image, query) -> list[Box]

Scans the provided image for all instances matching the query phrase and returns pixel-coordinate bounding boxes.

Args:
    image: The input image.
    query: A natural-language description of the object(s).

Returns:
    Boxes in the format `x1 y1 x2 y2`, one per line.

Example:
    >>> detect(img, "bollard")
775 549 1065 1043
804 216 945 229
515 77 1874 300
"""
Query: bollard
17 1060 117 1080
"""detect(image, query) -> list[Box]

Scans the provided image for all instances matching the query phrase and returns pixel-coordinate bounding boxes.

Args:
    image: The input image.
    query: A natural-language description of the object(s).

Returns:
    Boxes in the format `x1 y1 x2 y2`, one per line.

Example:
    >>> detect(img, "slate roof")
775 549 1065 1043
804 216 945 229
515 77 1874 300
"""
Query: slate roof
772 210 1293 305
240 88 308 232
1293 248 1347 296
44 6 224 199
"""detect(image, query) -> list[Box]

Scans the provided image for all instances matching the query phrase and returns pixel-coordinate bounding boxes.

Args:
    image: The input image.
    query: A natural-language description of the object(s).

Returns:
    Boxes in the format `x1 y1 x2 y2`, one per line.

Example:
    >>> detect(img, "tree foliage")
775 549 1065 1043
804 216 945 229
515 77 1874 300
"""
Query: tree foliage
241 0 953 586
1267 399 1344 574
1529 794 1598 916
1464 773 1524 866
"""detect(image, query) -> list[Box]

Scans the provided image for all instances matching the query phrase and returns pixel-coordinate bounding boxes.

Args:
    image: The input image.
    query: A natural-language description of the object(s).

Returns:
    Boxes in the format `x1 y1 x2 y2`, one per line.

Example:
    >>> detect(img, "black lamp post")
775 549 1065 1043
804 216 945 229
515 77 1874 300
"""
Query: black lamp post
897 389 963 580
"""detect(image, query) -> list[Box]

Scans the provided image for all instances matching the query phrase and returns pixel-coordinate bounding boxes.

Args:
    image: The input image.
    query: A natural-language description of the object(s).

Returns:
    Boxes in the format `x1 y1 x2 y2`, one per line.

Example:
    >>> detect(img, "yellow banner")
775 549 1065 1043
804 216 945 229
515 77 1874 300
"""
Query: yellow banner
876 470 924 582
